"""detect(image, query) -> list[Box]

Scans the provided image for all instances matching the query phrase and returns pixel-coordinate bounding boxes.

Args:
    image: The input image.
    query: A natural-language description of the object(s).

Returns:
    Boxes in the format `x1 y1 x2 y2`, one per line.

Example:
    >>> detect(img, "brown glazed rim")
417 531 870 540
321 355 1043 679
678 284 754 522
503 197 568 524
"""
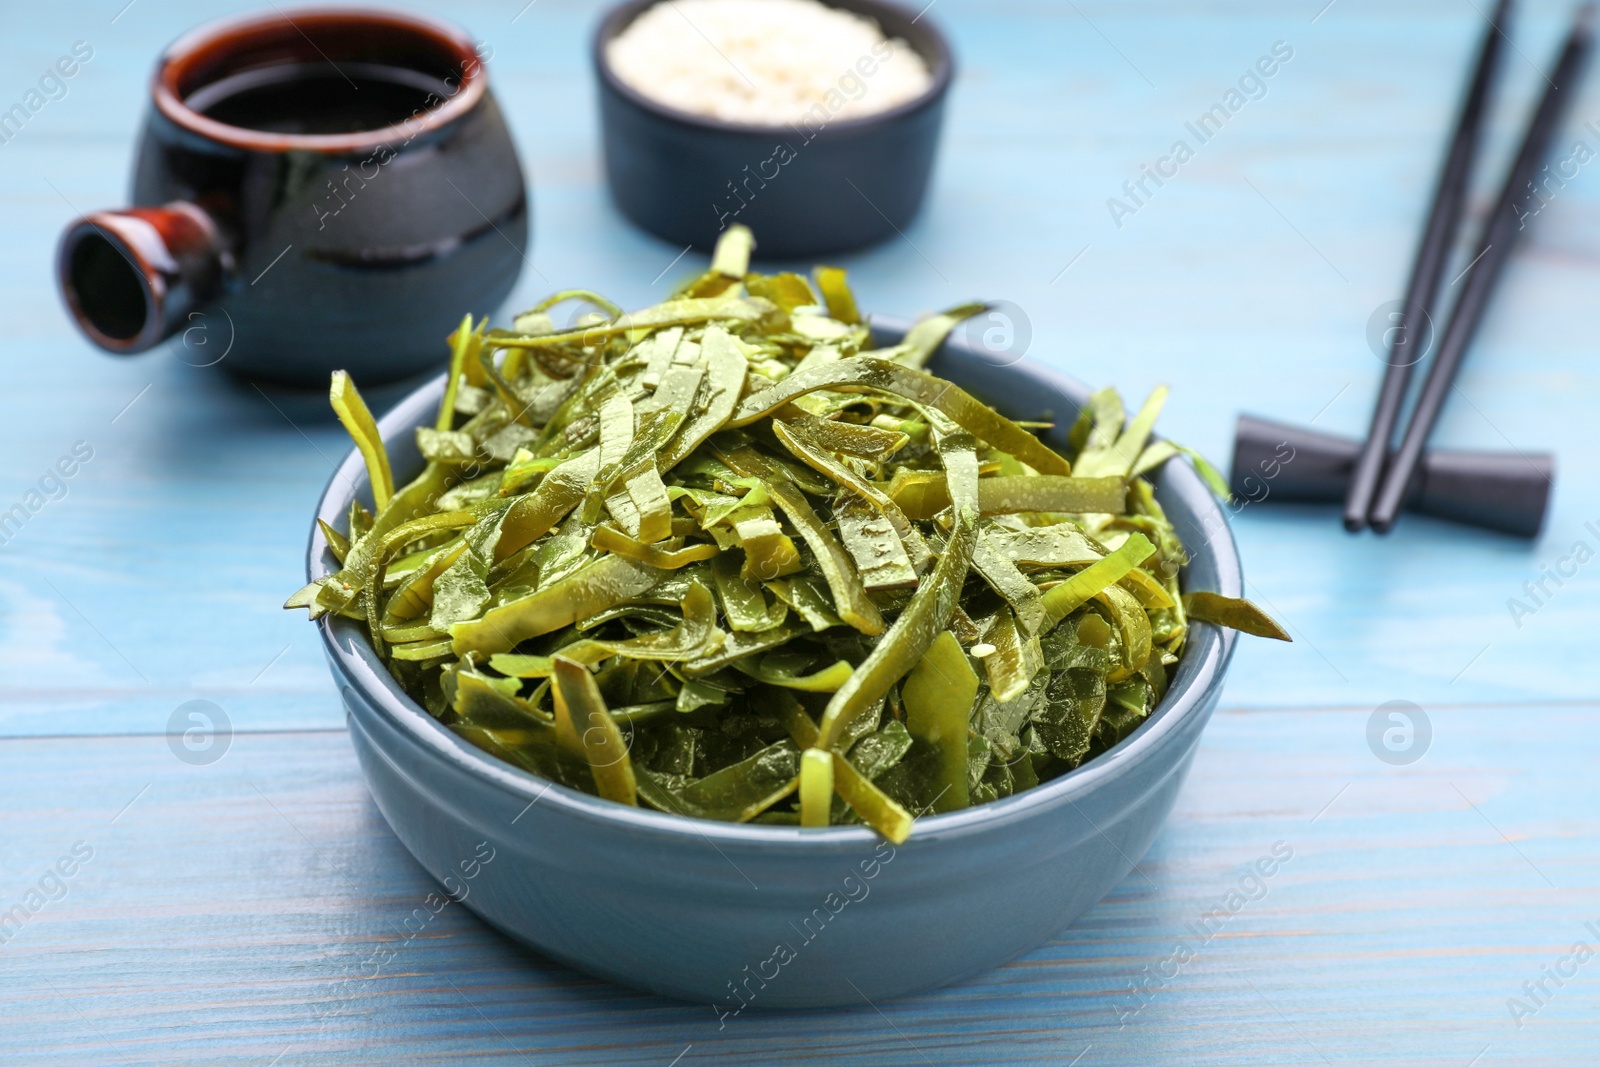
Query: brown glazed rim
153 6 487 153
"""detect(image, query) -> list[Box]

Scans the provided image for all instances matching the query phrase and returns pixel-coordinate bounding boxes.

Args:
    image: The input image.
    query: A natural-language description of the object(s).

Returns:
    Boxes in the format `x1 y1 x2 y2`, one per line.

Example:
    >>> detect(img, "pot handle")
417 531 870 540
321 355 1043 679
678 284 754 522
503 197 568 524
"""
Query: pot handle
56 202 228 354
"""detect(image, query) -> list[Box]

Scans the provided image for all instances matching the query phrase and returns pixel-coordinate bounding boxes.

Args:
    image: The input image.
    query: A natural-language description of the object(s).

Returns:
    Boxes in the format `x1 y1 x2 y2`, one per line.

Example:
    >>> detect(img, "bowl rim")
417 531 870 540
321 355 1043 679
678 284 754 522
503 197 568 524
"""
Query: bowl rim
591 0 955 137
152 5 488 155
312 322 1242 847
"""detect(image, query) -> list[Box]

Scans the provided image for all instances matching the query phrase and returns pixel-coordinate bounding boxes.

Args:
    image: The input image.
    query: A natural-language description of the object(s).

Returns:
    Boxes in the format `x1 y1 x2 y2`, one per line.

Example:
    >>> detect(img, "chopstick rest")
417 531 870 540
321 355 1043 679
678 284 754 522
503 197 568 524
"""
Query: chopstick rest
1233 415 1551 538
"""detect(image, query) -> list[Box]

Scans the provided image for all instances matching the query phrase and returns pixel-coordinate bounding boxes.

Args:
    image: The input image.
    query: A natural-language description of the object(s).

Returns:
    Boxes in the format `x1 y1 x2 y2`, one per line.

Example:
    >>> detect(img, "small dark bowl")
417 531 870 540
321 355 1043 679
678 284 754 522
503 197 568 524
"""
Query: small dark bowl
593 0 953 258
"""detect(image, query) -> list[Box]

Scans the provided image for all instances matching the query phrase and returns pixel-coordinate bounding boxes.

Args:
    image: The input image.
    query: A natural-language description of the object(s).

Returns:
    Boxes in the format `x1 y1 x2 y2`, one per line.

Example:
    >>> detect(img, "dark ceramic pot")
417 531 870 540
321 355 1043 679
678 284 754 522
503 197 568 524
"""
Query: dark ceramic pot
56 6 528 386
594 0 953 259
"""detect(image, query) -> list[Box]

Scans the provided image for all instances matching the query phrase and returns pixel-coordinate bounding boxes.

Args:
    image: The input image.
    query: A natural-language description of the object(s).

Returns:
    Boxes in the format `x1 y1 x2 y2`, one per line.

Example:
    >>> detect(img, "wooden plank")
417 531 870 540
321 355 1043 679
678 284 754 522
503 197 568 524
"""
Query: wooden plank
1 703 1595 1064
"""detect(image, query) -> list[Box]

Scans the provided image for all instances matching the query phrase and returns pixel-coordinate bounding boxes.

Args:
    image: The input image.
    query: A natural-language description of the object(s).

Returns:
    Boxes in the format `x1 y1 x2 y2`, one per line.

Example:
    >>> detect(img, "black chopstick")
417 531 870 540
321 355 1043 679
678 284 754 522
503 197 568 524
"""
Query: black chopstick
1370 3 1595 534
1343 0 1512 532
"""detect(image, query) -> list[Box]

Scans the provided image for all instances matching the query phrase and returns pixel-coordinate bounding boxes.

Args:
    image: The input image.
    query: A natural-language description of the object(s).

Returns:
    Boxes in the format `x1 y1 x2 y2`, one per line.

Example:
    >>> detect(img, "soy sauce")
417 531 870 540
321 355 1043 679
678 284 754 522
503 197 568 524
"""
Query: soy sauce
185 61 454 135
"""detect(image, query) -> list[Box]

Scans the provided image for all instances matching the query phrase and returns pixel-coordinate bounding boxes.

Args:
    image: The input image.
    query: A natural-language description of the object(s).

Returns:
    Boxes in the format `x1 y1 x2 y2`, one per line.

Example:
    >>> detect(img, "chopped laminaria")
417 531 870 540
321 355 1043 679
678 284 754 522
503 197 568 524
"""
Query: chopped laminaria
288 225 1286 843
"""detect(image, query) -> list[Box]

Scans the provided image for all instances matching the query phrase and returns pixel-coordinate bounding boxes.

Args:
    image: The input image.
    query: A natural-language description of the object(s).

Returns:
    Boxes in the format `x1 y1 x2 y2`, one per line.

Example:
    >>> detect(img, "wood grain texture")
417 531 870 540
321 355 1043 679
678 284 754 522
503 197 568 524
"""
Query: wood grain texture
3 708 1597 1065
1 0 1598 1061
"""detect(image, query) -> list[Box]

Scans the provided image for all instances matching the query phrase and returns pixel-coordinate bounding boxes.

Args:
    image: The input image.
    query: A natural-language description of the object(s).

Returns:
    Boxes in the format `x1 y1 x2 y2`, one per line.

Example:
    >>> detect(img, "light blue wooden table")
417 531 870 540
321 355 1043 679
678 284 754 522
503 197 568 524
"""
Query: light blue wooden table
3 0 1598 1062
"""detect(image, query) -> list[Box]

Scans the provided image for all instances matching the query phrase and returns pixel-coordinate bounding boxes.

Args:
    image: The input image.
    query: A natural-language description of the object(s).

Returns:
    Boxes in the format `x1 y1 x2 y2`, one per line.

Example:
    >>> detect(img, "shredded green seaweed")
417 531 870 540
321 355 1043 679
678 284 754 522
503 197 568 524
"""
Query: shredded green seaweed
288 225 1287 842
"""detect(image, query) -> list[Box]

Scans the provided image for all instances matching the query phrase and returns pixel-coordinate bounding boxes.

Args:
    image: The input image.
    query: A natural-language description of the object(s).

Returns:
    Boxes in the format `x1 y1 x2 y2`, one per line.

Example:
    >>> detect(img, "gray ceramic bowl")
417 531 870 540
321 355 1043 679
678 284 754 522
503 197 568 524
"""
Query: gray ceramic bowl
311 323 1242 1008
